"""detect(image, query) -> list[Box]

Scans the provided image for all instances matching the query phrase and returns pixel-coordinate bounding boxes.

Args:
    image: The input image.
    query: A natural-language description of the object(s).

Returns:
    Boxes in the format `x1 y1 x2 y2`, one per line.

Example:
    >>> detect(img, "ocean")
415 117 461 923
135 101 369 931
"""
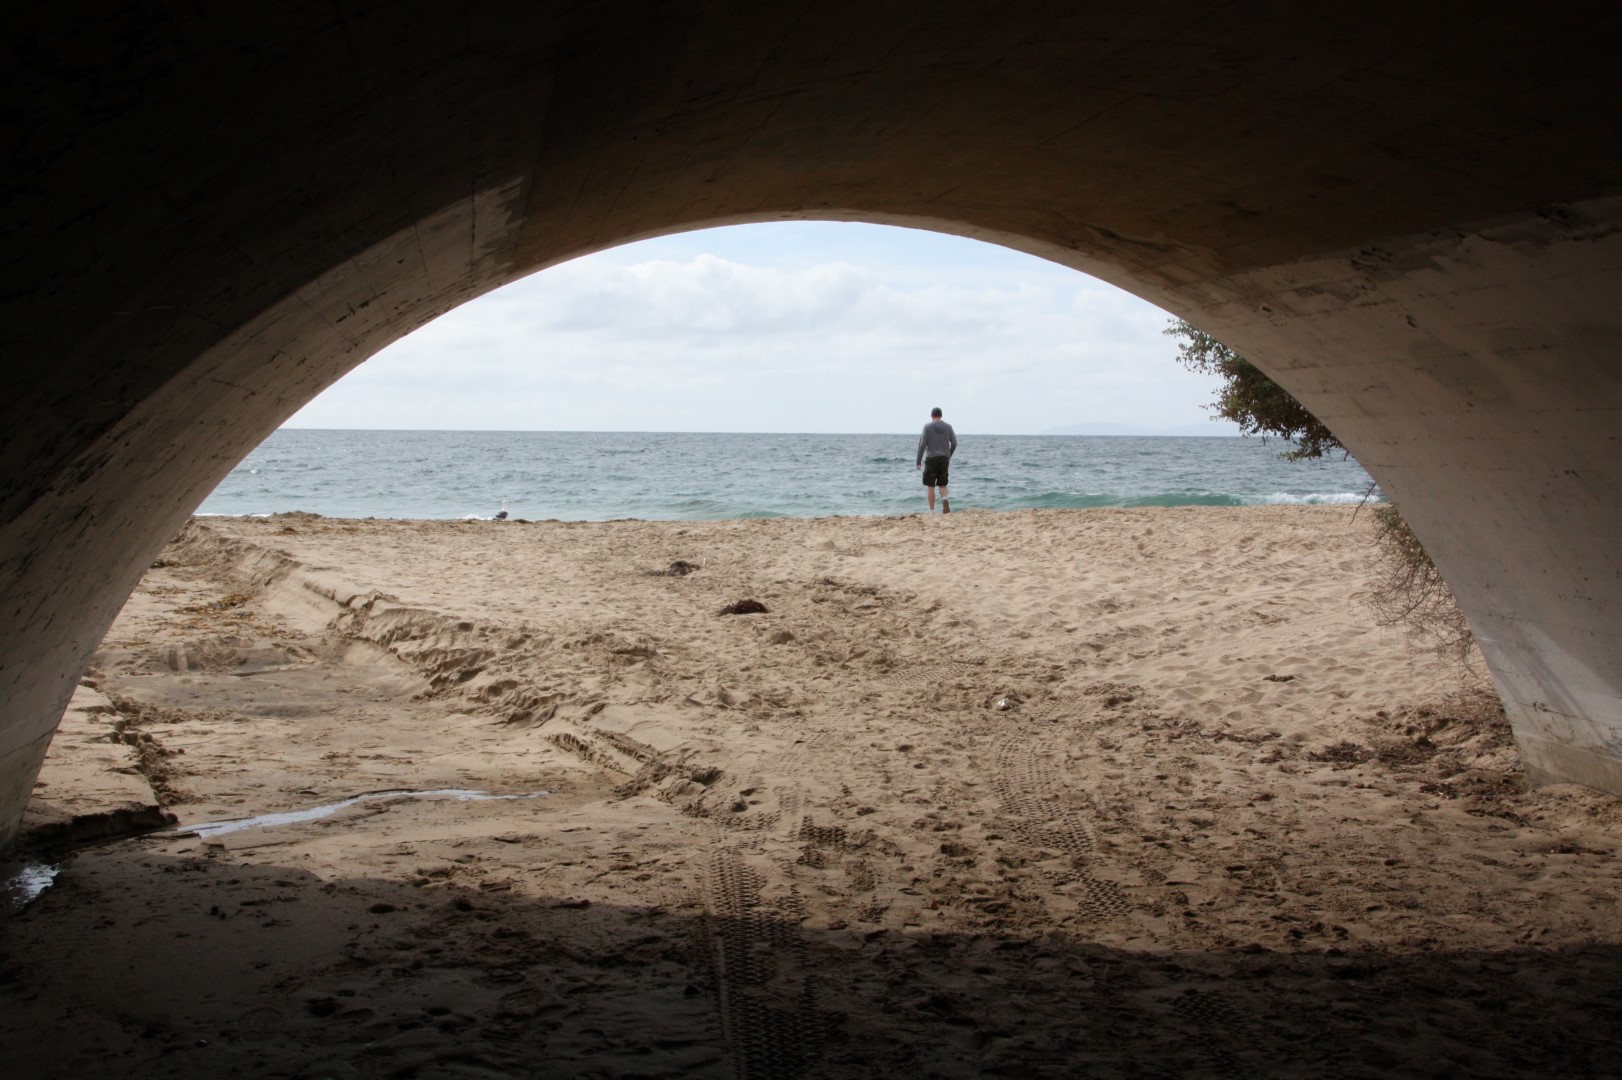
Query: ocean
198 429 1380 522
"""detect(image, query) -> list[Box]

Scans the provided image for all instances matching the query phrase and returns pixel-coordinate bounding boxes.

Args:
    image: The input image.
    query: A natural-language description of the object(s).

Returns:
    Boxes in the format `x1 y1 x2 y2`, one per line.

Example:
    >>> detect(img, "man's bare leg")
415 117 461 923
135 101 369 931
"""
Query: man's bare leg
940 485 950 513
926 486 937 512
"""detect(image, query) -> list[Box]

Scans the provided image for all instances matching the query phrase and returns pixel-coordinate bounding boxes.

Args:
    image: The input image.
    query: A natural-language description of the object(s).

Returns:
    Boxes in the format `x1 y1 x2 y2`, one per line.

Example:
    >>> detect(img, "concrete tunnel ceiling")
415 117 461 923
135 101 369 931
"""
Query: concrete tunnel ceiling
2 2 1620 845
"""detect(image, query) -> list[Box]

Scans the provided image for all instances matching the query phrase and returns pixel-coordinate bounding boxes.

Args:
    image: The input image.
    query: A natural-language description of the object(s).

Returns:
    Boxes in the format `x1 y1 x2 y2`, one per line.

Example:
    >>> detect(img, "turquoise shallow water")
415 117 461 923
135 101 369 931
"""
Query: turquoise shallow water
199 429 1380 521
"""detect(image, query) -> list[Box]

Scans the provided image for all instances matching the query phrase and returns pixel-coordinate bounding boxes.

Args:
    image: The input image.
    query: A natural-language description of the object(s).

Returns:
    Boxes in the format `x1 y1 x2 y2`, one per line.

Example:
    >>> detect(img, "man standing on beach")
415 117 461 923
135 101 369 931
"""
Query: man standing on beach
915 406 957 513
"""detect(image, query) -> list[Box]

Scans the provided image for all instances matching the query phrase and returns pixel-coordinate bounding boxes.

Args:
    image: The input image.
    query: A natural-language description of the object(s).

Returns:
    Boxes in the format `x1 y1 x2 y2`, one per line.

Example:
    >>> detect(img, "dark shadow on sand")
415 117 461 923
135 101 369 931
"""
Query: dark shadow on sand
2 846 1620 1079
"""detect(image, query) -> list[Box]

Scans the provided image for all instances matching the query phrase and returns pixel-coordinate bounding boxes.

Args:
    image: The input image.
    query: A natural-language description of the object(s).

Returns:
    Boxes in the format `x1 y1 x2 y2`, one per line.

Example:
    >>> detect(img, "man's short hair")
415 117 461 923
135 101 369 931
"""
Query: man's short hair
931 407 943 417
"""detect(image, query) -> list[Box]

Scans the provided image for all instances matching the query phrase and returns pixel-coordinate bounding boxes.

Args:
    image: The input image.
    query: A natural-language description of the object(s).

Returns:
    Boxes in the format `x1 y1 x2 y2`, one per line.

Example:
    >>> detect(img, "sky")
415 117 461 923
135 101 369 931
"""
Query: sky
284 221 1240 436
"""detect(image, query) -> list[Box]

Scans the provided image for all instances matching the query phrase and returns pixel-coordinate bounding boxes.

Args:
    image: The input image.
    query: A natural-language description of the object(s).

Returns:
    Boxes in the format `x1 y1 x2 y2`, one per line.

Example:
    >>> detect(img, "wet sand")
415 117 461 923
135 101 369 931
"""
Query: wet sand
3 507 1620 1077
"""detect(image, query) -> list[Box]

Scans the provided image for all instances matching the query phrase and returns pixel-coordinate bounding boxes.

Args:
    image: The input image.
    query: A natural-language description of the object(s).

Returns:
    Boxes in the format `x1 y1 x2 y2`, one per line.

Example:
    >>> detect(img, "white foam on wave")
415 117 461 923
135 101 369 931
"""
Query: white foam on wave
1256 492 1381 506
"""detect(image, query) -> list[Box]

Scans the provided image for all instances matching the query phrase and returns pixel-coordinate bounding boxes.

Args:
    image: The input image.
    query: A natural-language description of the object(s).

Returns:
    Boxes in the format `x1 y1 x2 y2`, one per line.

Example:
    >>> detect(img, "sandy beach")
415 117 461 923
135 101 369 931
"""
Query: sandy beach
4 506 1619 1077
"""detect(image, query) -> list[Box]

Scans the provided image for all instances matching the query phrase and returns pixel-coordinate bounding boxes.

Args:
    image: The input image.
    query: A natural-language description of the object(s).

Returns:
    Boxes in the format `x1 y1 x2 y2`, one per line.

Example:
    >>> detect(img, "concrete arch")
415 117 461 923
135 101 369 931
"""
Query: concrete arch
3 3 1619 844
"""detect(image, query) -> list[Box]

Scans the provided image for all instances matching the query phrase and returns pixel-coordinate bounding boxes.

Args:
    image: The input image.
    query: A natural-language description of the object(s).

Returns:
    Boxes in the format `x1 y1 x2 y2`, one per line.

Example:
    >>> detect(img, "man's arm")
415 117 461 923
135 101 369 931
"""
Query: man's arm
916 428 927 468
948 426 957 457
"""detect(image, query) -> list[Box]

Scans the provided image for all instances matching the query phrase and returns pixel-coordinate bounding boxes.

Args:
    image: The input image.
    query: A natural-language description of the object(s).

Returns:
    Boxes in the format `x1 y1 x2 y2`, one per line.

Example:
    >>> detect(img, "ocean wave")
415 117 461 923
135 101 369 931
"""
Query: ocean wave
1122 493 1247 508
201 431 1381 521
1008 492 1115 509
1010 492 1248 509
1252 492 1382 506
988 491 1382 510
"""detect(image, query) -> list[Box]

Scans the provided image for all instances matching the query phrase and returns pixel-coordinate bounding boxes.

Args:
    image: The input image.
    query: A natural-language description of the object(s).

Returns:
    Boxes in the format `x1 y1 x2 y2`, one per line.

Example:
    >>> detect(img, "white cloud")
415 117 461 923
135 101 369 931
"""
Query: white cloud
284 223 1234 434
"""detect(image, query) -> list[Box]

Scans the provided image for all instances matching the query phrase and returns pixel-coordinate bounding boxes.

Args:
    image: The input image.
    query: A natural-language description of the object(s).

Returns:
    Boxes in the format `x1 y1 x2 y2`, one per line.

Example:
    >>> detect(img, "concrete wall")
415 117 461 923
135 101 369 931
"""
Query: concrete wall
2 2 1618 844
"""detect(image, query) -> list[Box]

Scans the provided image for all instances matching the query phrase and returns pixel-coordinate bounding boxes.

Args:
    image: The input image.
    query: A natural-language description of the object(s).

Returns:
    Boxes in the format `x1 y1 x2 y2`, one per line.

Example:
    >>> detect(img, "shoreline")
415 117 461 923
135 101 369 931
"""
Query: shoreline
193 498 1384 525
6 506 1618 1076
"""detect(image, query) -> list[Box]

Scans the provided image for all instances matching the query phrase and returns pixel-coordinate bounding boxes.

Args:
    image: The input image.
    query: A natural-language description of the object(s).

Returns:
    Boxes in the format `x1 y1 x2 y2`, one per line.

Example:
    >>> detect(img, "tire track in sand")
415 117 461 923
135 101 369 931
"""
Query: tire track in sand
703 847 825 1080
992 741 1284 1079
991 737 1131 920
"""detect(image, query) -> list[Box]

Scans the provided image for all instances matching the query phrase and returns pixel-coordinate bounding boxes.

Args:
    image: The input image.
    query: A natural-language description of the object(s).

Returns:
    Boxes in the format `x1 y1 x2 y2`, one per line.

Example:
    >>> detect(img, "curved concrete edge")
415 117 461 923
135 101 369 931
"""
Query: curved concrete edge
0 731 55 851
1520 735 1622 792
4 201 1620 853
1482 624 1622 793
1179 198 1622 795
0 188 524 850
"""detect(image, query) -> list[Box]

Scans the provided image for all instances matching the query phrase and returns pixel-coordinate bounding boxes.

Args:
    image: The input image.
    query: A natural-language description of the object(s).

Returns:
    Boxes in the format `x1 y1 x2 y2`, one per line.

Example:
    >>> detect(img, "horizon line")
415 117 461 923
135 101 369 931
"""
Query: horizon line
275 426 1244 437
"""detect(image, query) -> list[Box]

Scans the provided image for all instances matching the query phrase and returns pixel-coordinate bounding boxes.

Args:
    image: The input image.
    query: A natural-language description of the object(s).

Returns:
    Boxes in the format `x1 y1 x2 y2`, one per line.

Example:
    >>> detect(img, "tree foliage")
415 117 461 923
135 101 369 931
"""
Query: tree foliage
1163 319 1342 460
1166 318 1475 661
1367 505 1476 663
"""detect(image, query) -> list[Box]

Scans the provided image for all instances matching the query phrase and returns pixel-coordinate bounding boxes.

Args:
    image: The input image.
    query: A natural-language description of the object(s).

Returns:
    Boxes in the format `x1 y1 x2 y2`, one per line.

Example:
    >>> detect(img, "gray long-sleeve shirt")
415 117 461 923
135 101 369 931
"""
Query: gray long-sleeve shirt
916 420 957 466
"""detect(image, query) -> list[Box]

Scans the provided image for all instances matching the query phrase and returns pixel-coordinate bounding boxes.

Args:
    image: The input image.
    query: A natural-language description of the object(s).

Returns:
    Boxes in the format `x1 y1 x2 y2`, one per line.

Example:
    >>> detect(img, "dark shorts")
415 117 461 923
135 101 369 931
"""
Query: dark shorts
922 455 950 488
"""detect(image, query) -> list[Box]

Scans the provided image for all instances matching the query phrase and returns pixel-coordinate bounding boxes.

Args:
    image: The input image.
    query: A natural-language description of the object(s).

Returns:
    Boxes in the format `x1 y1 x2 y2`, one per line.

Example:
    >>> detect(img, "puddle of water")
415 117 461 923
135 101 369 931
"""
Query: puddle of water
1 862 60 914
176 789 550 838
3 791 546 912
